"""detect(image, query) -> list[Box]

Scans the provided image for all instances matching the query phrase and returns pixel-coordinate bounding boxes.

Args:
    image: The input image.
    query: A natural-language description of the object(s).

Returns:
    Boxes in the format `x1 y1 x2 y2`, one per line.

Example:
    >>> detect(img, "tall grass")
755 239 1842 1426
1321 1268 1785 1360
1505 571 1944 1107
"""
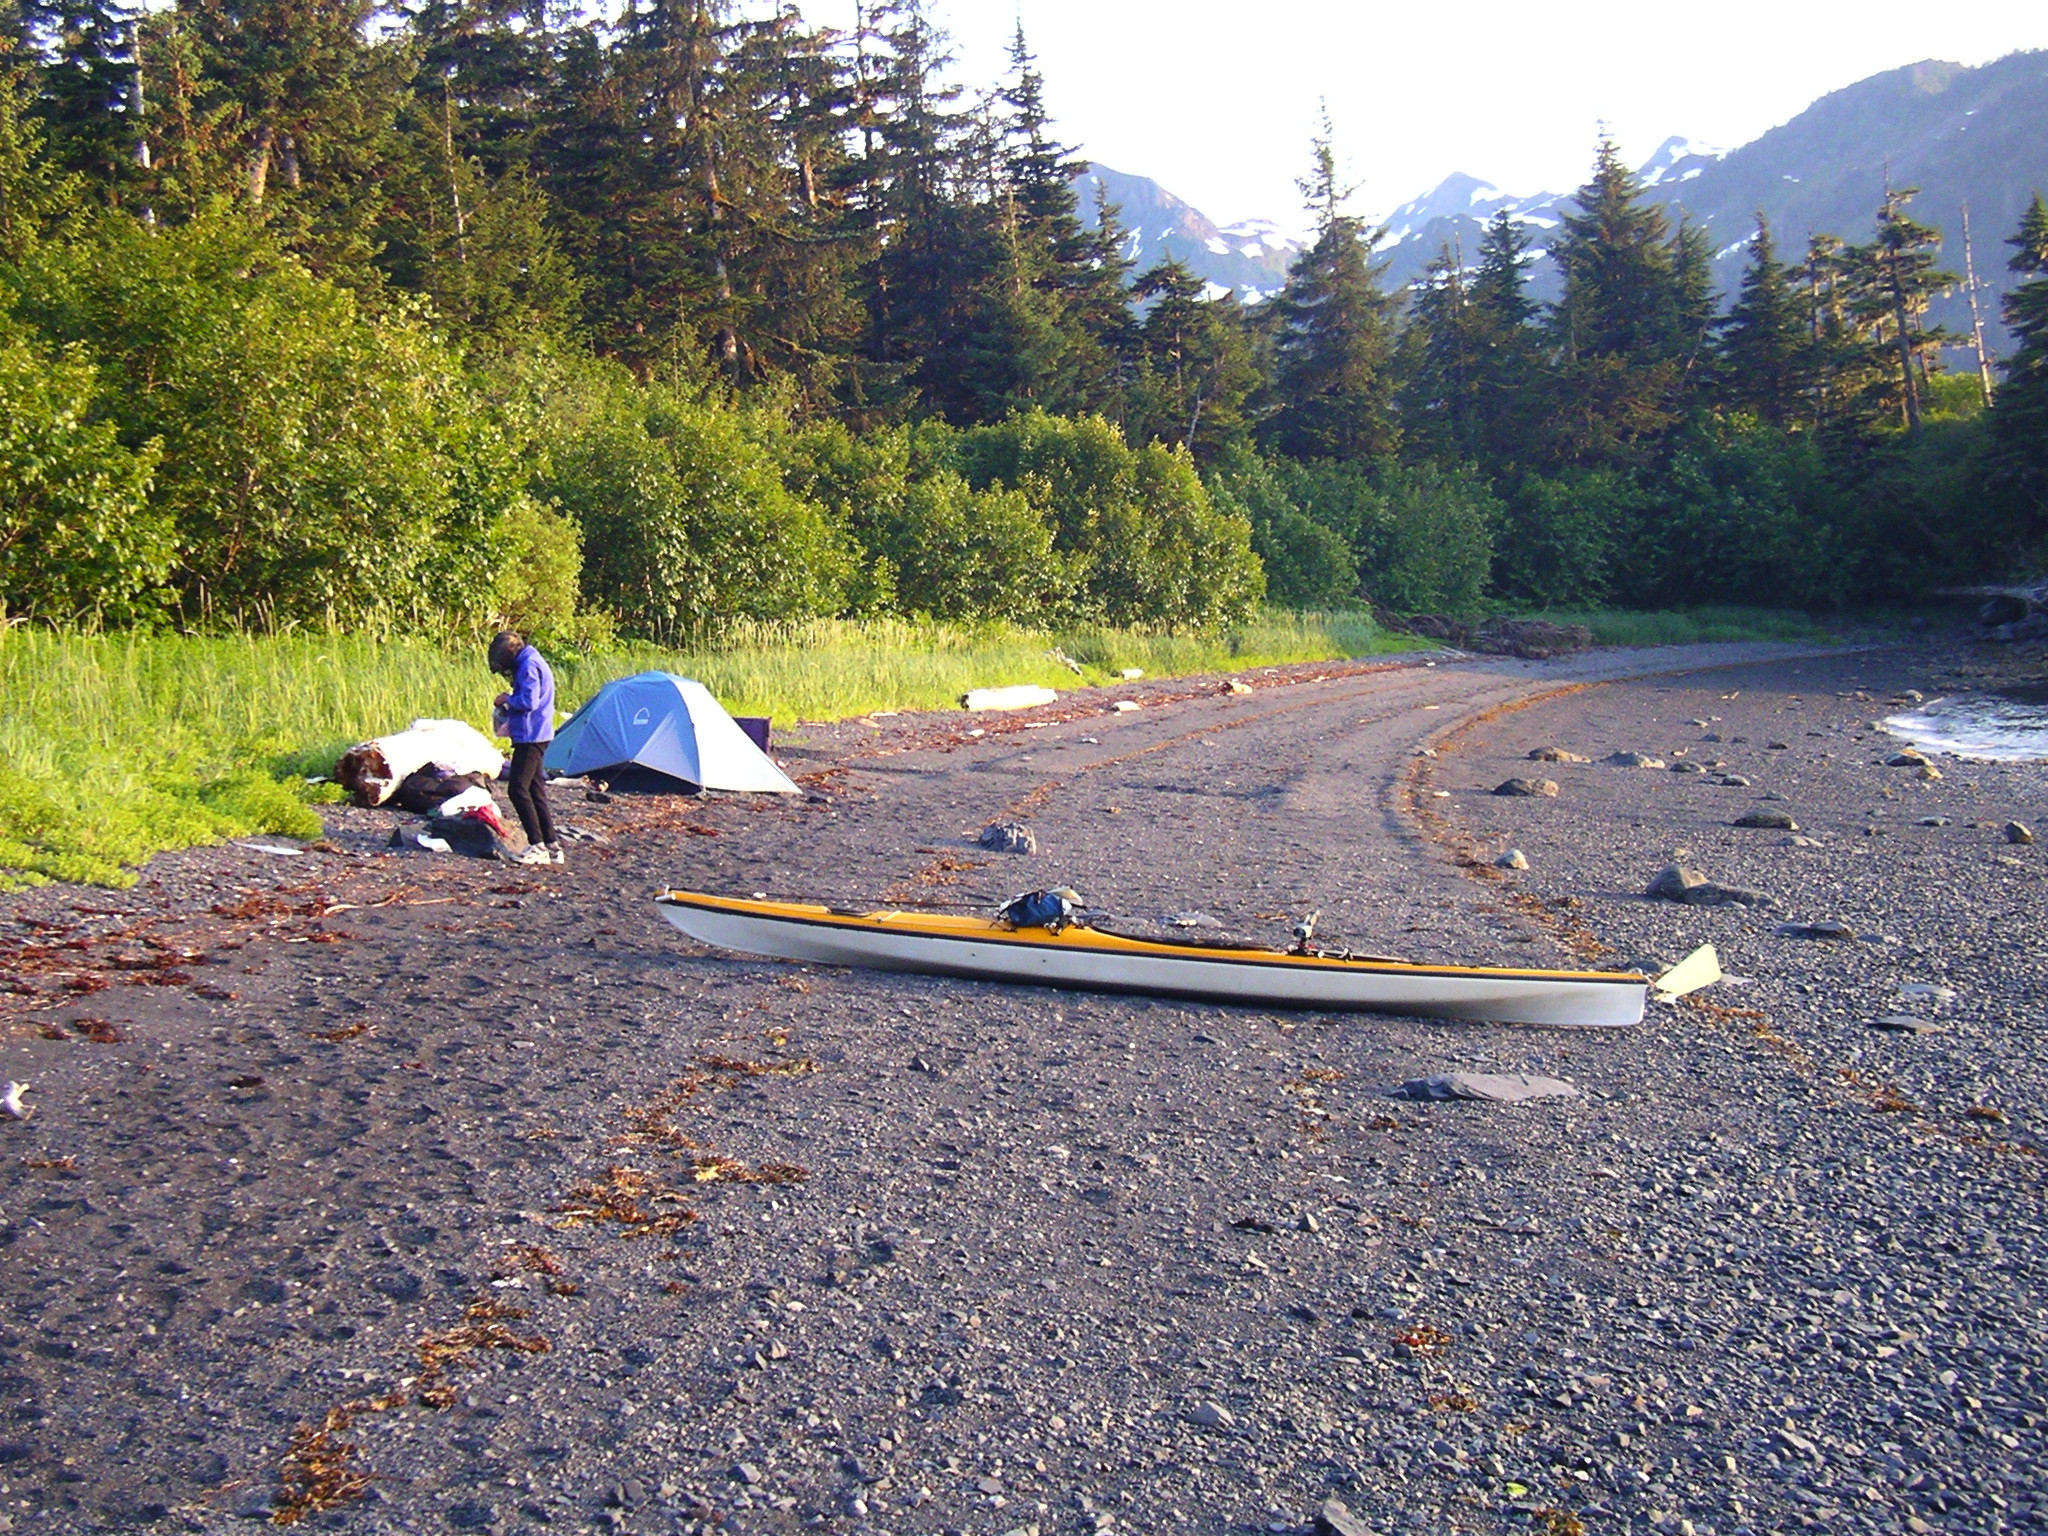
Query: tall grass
0 611 1409 888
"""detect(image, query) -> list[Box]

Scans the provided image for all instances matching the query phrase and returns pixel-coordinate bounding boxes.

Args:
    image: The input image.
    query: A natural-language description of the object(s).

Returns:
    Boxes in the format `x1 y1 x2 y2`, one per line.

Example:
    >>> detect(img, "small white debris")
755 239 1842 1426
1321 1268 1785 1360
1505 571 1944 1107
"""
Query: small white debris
2 1082 31 1121
963 685 1057 712
1111 701 1141 713
1652 944 1723 1001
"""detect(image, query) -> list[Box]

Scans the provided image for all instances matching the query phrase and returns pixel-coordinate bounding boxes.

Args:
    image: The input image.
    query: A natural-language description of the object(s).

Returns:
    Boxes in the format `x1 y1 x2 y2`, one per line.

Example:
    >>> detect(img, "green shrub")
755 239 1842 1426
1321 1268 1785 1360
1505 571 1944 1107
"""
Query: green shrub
1493 467 1641 608
873 472 1062 622
491 495 586 638
951 411 1263 629
1206 453 1359 610
540 370 850 639
1626 424 1848 608
7 209 524 629
1220 454 1493 614
0 313 168 623
1357 460 1497 613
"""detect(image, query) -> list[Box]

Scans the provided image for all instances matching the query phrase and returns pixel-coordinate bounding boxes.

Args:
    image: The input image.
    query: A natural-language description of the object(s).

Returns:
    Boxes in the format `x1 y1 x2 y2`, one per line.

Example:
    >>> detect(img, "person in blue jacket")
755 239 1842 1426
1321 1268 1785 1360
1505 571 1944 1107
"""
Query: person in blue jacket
488 630 561 866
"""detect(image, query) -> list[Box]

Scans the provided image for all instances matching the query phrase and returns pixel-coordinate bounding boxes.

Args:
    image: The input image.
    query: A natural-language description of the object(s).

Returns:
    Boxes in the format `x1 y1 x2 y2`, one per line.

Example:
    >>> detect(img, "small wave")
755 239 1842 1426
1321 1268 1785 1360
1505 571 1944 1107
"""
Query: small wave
1883 691 2048 763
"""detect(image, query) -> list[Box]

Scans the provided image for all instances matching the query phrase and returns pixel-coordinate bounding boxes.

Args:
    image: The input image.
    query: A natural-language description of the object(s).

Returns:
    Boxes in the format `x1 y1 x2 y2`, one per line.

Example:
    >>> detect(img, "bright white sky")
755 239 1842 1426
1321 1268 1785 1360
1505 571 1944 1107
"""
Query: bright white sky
859 1 2048 232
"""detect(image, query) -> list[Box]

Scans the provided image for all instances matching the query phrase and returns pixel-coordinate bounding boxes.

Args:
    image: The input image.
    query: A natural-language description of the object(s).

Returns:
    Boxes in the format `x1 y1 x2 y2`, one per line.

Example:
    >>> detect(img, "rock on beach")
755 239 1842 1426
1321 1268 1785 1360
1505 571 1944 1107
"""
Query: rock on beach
1644 863 1766 906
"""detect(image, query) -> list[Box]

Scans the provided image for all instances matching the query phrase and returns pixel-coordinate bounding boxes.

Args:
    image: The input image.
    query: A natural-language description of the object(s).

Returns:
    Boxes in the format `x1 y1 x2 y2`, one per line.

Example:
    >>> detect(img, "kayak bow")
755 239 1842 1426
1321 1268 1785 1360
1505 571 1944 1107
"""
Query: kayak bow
654 890 1646 1027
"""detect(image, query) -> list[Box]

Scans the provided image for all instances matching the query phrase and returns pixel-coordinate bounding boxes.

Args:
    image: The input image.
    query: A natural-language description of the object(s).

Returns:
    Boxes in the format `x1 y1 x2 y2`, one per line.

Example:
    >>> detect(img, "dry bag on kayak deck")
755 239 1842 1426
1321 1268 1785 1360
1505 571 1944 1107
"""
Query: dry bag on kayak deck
996 888 1086 933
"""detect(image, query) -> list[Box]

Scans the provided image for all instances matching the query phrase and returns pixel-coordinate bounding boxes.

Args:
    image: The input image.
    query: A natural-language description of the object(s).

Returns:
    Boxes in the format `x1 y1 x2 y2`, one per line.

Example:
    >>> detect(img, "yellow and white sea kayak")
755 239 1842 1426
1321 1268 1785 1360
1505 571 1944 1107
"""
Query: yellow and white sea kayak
653 891 1647 1027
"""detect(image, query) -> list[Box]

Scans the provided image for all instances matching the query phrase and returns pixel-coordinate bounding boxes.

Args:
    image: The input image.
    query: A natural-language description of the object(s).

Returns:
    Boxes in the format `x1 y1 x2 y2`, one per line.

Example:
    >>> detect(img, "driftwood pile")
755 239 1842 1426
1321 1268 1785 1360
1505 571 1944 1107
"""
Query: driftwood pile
1399 615 1595 659
1967 582 2048 643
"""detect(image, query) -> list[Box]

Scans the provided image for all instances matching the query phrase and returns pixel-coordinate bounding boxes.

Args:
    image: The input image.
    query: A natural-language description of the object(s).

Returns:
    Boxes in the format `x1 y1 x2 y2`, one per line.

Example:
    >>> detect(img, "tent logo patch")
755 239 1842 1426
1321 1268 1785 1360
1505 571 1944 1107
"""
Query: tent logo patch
632 708 651 725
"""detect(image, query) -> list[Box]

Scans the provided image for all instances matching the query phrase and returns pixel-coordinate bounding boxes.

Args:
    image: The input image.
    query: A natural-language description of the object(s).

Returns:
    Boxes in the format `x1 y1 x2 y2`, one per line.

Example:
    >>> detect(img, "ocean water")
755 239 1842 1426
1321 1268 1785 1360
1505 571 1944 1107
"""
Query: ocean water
1883 683 2048 763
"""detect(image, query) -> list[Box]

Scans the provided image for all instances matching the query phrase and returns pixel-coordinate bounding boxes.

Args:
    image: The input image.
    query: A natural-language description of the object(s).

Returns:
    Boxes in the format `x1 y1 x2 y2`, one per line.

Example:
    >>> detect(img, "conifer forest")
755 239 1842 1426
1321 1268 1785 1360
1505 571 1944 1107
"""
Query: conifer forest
2 0 2046 641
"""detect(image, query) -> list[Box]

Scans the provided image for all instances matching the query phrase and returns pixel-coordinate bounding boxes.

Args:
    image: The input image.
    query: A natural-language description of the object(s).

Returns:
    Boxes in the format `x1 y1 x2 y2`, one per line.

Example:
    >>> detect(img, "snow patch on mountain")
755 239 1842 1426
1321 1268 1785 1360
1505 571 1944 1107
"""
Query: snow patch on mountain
1637 135 1730 188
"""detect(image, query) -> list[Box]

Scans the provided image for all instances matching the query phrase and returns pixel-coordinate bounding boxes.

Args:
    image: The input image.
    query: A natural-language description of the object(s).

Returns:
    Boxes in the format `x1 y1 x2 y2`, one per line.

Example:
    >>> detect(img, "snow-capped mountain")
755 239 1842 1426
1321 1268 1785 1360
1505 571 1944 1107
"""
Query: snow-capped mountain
1080 50 2048 349
1636 135 1729 190
1380 172 1548 245
1369 54 2048 346
1072 162 1302 302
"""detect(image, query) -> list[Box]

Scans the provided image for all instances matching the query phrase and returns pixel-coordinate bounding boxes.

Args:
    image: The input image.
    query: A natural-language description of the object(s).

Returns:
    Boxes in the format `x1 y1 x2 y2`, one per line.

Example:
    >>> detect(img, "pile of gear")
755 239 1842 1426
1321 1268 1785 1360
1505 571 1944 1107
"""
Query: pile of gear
334 718 527 861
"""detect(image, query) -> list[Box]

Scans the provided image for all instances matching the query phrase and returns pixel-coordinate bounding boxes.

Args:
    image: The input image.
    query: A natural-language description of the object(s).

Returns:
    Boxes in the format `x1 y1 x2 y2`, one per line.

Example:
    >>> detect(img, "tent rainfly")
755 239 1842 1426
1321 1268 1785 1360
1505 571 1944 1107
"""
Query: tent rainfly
543 672 799 794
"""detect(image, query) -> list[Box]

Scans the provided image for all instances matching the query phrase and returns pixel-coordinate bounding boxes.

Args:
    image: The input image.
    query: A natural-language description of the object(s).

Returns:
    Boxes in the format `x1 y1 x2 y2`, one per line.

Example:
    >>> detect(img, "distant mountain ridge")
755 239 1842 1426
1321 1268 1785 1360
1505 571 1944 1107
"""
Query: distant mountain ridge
1077 50 2048 351
1072 162 1301 302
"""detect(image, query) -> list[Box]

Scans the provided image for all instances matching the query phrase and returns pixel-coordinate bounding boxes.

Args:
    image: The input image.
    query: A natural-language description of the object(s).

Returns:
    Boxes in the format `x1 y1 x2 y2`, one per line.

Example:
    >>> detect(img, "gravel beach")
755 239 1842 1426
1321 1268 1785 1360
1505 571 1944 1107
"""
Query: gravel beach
2 639 2044 1536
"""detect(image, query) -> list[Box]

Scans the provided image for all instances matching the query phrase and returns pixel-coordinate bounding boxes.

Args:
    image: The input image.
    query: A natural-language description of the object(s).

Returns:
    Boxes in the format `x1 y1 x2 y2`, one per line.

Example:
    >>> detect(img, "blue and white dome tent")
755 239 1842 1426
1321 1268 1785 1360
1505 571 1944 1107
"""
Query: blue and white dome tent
543 672 799 794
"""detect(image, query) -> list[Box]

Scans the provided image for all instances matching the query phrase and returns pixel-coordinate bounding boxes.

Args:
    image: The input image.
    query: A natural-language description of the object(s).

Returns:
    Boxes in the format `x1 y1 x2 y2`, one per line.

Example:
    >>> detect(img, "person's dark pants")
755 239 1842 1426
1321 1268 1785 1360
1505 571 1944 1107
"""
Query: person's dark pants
507 743 557 848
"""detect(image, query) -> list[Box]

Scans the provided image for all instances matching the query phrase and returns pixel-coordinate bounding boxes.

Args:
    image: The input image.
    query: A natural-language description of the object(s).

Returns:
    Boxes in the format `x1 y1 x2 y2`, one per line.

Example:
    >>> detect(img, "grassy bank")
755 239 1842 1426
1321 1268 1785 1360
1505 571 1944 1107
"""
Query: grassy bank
0 611 1409 889
1512 604 1845 647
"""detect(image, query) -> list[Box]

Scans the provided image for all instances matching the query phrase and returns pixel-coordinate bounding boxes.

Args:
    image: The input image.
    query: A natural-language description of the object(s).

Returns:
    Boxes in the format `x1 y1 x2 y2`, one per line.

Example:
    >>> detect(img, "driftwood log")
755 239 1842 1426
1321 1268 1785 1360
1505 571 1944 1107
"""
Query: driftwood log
1399 615 1594 660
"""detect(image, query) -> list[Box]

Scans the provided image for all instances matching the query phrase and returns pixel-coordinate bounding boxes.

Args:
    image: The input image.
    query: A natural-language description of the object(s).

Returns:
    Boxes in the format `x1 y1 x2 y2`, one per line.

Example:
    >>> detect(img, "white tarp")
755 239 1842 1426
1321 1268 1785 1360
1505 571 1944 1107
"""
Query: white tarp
340 718 503 806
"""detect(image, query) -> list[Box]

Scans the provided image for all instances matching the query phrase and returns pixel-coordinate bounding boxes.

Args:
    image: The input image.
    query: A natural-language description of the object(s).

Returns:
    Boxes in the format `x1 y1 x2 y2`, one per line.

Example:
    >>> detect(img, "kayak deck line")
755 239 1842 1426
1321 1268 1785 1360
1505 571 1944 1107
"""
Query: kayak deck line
653 891 1650 1026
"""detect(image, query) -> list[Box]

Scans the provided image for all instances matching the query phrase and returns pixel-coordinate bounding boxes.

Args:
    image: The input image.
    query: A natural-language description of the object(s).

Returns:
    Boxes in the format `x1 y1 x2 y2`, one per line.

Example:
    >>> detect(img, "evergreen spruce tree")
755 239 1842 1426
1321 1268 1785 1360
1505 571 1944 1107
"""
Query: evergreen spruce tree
0 0 77 257
1669 215 1718 400
1258 115 1400 463
1718 214 1809 427
719 8 877 408
1466 207 1542 466
375 2 584 348
19 0 142 196
1472 208 1535 328
855 0 1002 421
946 26 1133 420
1850 185 1954 432
1399 240 1483 460
1985 192 2048 533
1069 180 1138 420
406 0 554 178
1799 232 1887 432
1544 136 1695 463
155 0 412 283
1125 255 1257 460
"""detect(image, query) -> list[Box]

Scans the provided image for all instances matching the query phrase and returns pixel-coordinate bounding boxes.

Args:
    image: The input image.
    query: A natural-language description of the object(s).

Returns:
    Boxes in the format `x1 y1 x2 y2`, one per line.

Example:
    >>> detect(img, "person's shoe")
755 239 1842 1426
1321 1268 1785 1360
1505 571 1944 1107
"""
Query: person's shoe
546 843 566 866
516 844 552 866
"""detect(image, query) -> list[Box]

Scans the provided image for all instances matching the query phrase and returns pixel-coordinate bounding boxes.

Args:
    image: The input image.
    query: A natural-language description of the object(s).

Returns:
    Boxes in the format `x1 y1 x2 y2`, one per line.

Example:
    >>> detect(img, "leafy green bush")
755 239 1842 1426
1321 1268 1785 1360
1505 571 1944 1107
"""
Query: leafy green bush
1357 460 1497 613
491 494 590 641
871 472 1061 622
0 313 168 623
1623 423 1849 609
1215 454 1492 614
1493 467 1641 608
950 411 1263 629
7 209 524 629
539 369 850 639
1206 452 1359 610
